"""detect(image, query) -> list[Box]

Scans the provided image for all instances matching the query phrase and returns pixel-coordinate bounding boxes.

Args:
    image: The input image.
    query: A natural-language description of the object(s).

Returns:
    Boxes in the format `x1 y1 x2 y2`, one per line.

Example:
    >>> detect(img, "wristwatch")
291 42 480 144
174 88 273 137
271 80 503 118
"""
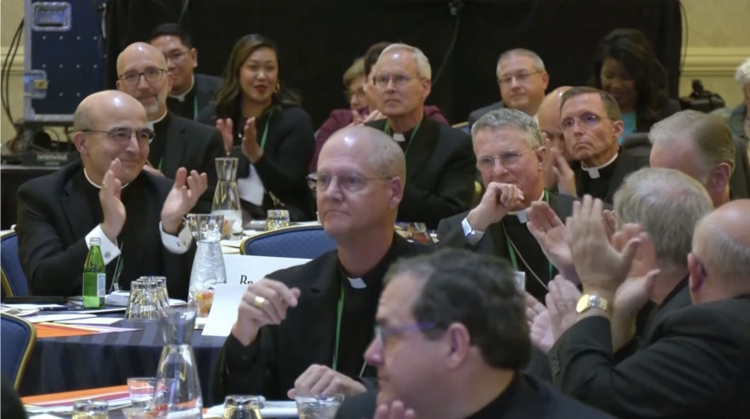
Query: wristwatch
576 294 610 314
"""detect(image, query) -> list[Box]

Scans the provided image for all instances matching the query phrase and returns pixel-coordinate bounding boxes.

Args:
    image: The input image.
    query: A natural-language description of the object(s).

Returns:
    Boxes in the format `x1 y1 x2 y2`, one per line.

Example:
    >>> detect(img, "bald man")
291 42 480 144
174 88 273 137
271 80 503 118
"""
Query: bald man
537 86 577 195
211 126 429 401
16 91 207 298
549 198 750 419
116 42 224 212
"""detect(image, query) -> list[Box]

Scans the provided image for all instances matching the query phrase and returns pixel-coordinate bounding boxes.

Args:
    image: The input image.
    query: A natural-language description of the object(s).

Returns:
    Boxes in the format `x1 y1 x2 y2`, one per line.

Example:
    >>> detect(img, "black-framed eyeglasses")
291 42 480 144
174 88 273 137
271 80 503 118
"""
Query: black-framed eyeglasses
164 50 189 64
118 68 167 86
307 173 391 193
497 70 543 86
560 113 612 131
82 127 155 145
476 149 534 171
374 322 436 348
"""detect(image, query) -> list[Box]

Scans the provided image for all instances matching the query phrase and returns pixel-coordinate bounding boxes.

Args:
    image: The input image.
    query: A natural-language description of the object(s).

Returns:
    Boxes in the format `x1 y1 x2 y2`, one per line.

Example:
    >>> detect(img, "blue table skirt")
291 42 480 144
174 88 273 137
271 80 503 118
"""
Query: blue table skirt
19 320 227 405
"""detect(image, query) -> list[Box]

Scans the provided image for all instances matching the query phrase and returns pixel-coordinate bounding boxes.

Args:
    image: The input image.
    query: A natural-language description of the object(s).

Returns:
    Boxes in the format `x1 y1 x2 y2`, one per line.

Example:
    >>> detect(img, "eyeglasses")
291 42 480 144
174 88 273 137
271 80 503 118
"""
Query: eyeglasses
82 127 155 145
476 149 534 171
560 113 612 131
307 173 390 193
497 70 543 86
345 87 367 102
374 322 436 348
374 74 418 89
118 68 167 86
164 50 189 64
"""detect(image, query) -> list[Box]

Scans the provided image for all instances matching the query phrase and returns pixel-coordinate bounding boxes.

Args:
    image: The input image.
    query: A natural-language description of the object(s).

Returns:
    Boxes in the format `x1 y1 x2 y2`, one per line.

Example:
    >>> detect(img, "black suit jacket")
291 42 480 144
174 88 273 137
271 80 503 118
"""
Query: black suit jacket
549 296 750 419
335 374 614 419
468 101 505 129
366 117 476 229
16 162 194 298
573 147 650 204
729 136 750 200
159 113 225 213
211 235 428 401
635 98 681 133
194 73 222 115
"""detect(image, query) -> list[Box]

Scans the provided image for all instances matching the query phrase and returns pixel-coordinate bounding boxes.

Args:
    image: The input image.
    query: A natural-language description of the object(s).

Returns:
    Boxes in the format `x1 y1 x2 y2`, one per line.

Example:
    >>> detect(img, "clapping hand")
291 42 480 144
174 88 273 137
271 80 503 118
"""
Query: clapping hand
568 196 642 299
240 118 262 163
527 202 578 283
374 401 416 419
216 118 235 154
160 168 208 234
545 276 582 341
465 182 524 232
526 293 554 353
100 159 127 241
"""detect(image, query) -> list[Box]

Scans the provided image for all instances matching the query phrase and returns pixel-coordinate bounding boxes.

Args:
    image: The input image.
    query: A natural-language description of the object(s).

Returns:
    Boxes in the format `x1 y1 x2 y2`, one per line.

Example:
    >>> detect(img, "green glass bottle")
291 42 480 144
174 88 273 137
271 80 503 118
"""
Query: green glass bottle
83 237 106 309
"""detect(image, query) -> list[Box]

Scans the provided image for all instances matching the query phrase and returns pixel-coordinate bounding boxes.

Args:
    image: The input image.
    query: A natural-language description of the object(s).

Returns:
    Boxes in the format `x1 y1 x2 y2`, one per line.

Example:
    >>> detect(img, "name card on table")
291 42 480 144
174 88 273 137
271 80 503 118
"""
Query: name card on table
202 284 249 337
222 254 311 285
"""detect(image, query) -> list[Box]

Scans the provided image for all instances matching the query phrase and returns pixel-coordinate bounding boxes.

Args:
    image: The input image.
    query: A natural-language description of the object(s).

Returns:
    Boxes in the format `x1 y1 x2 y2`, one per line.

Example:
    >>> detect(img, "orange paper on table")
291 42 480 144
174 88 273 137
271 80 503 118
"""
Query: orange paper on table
34 322 101 338
22 385 129 405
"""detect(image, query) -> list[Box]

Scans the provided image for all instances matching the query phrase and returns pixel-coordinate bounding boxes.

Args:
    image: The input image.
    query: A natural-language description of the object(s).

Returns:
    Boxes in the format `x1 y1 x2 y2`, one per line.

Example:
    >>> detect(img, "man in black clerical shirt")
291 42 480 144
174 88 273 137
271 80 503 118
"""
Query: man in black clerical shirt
116 42 224 212
543 196 750 419
16 91 207 298
366 43 475 229
560 87 649 204
437 109 576 302
211 126 428 401
149 23 222 121
335 250 613 419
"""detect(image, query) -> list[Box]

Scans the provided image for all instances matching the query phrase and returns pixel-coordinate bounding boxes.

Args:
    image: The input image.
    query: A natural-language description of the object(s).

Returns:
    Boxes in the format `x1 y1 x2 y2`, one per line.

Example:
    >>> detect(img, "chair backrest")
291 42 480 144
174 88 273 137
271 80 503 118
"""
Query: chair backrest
1 313 36 389
241 225 337 259
452 121 470 134
1 233 29 297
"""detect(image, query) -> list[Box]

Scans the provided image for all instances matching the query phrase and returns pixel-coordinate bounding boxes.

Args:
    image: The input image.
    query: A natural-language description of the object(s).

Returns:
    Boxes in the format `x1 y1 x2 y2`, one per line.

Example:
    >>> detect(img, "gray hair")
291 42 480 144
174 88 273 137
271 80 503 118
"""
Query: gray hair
471 108 543 149
378 43 432 80
497 48 546 72
735 57 750 89
73 104 92 131
693 214 750 280
614 168 713 268
649 110 735 180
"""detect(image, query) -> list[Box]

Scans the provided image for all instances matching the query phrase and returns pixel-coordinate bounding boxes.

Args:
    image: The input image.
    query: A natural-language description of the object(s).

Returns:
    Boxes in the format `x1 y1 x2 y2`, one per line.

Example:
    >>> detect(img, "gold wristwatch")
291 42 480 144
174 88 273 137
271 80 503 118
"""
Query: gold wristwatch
576 294 610 313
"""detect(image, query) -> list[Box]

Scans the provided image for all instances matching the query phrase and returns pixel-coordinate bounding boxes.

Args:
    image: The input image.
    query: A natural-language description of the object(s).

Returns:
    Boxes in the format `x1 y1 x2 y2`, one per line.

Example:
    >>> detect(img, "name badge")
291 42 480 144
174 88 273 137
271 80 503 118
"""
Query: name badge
514 271 526 292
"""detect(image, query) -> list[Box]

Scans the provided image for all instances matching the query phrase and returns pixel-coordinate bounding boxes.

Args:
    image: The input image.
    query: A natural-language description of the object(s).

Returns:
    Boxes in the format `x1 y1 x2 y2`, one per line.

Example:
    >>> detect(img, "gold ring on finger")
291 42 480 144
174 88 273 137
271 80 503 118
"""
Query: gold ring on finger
254 296 266 309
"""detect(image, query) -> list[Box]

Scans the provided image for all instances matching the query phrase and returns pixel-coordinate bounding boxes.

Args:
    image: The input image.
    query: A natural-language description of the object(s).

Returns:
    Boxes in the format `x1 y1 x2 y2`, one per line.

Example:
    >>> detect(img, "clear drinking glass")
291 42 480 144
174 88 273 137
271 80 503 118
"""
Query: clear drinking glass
223 395 263 419
127 377 156 408
265 209 290 231
125 280 159 321
212 157 243 239
186 214 228 317
72 400 109 419
295 394 344 419
123 407 153 419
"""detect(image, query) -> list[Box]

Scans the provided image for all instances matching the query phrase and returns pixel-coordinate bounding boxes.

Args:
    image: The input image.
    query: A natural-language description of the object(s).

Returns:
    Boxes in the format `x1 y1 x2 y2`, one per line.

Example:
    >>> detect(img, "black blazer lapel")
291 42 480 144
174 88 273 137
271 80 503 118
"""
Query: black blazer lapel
163 113 188 178
62 172 97 240
306 253 342 366
484 222 509 259
405 117 439 182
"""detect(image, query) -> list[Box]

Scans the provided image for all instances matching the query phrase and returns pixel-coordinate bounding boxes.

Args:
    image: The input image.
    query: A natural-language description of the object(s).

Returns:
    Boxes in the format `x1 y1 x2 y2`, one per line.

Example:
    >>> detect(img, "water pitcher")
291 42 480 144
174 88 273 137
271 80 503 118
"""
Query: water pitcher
154 308 202 418
186 214 227 318
212 157 243 239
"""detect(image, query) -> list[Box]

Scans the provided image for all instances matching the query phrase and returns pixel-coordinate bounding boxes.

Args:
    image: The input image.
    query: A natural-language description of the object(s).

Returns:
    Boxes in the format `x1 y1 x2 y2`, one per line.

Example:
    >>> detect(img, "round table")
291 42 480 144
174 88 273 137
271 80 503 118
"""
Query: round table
20 319 227 405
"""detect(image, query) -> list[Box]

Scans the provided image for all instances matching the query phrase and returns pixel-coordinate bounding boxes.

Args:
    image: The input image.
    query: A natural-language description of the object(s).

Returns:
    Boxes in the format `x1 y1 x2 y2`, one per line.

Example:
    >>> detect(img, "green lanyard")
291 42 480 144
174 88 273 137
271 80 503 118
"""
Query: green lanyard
332 282 345 371
258 109 274 151
502 190 553 280
383 120 422 156
193 95 199 119
110 243 125 292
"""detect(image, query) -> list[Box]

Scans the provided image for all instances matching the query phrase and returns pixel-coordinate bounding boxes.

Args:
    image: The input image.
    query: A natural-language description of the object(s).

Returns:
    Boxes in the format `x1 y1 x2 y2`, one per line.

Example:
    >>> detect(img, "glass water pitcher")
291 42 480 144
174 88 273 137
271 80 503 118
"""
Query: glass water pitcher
186 214 227 318
212 157 243 239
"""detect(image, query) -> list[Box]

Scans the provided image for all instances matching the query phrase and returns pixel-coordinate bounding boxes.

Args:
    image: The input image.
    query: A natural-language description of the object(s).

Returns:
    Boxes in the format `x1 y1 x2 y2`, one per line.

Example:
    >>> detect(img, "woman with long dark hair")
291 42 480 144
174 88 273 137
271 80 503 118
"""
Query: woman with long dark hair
590 28 680 143
197 34 315 221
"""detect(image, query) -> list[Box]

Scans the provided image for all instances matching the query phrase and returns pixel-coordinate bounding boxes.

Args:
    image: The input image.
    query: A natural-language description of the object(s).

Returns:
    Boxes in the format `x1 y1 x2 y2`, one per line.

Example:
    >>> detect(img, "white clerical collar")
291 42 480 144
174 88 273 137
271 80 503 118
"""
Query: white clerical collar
393 133 406 142
507 191 545 223
581 152 619 179
146 110 168 131
169 76 195 102
84 168 130 189
347 277 367 289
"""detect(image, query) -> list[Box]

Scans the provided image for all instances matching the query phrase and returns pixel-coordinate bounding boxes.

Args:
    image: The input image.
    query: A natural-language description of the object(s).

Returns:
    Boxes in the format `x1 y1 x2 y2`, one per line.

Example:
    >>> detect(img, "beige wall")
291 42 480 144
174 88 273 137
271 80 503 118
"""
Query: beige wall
2 0 749 143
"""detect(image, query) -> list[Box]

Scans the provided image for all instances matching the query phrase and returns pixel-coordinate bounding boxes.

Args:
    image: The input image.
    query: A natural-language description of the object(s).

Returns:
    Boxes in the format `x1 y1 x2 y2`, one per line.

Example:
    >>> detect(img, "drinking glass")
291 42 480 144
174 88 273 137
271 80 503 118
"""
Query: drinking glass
265 209 290 231
295 394 344 419
223 395 263 419
72 400 109 419
125 280 159 320
127 377 156 408
123 407 154 419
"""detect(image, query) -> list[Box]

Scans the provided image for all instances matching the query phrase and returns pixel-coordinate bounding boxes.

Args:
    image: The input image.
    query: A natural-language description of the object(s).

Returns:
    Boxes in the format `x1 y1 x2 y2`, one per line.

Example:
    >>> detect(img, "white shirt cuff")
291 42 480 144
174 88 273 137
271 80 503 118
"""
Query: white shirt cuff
461 217 485 246
160 221 192 254
86 225 120 265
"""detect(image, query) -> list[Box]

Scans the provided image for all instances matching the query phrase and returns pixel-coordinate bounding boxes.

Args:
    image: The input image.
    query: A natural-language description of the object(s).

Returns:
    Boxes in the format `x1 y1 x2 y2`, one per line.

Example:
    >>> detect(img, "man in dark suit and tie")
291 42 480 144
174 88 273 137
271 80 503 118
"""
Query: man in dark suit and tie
437 109 576 302
335 250 614 419
560 87 649 204
211 126 429 402
116 42 224 212
548 196 750 419
468 49 549 129
649 109 749 206
366 43 476 229
16 91 207 298
149 23 222 121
